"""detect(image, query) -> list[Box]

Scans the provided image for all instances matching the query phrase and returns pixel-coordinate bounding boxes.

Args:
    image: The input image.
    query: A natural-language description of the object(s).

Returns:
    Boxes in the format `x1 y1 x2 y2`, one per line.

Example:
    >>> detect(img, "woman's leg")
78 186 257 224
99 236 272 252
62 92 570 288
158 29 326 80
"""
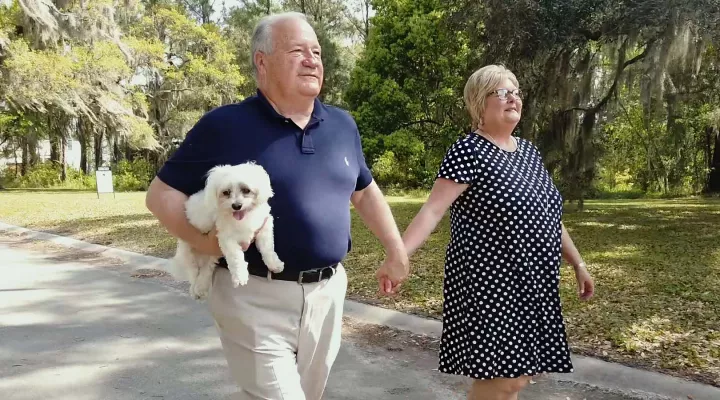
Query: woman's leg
467 376 531 400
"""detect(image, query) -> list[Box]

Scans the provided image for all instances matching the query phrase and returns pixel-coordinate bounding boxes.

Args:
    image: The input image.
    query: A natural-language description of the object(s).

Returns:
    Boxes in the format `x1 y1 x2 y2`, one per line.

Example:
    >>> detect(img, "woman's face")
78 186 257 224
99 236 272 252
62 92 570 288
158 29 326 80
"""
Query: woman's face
482 78 522 129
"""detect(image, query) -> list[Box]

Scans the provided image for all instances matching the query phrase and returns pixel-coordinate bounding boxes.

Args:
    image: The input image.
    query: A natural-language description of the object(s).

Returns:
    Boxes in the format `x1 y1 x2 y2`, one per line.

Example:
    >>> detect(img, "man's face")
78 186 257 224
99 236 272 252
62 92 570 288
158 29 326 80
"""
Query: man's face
258 18 324 99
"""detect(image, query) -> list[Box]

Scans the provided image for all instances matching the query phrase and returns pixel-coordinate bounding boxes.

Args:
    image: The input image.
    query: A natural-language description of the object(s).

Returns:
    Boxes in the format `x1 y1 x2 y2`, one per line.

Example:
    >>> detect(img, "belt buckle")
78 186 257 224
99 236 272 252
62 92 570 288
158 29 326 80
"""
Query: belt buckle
297 265 335 284
319 265 336 282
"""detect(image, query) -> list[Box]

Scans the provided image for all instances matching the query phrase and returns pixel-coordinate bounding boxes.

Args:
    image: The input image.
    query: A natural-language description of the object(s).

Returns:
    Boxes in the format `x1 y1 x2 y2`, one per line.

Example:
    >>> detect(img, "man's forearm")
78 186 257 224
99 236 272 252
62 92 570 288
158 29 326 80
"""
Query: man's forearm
146 178 207 249
352 182 405 258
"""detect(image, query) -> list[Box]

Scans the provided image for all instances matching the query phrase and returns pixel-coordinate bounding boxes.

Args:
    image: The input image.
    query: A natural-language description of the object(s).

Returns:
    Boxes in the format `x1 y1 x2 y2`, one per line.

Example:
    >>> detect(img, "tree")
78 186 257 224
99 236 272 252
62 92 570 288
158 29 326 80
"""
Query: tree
447 0 720 205
345 0 479 187
127 3 245 165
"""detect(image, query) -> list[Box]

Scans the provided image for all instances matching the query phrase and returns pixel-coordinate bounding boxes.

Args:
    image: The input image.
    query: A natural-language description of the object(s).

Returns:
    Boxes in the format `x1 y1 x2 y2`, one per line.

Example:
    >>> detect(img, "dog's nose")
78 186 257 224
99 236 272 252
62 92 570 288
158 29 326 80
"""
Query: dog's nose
231 203 242 211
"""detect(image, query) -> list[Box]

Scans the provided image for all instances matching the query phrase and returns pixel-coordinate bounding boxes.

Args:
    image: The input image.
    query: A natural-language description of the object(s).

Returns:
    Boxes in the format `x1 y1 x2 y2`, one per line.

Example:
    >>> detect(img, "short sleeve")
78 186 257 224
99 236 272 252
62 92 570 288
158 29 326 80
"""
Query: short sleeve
436 137 478 184
353 123 373 191
156 111 222 196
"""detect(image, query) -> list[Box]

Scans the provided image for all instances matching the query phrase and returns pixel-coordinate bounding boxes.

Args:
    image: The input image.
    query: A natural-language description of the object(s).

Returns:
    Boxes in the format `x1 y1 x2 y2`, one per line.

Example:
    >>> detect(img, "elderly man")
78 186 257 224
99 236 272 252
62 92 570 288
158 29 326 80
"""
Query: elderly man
145 11 409 400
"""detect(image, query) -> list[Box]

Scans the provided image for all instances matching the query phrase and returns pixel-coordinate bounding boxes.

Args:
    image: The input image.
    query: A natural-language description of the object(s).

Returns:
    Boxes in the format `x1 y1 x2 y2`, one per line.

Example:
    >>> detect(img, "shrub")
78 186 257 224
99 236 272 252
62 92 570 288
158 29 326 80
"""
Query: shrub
112 158 154 191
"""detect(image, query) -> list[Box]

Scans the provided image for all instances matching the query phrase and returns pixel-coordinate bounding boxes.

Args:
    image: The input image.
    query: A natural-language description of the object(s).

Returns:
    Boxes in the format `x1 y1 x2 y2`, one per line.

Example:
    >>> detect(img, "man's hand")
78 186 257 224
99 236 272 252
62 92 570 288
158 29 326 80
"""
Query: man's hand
375 251 410 296
193 227 224 258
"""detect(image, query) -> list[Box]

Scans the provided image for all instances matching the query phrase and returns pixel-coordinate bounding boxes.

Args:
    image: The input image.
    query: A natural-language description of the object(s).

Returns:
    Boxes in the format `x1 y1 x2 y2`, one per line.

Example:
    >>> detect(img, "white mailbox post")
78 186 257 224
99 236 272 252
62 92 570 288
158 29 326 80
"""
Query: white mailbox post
95 166 115 199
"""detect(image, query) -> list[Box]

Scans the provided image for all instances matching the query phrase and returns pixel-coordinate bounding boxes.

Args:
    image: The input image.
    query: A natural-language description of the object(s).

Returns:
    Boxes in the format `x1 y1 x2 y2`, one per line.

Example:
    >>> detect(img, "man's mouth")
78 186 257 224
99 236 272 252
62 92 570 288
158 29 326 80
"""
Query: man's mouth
233 210 246 220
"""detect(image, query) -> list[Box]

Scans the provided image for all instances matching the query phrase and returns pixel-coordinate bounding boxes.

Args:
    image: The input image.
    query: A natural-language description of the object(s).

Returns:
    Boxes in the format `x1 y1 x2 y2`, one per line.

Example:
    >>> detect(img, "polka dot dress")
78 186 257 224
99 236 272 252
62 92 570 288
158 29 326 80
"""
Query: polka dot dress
435 132 573 380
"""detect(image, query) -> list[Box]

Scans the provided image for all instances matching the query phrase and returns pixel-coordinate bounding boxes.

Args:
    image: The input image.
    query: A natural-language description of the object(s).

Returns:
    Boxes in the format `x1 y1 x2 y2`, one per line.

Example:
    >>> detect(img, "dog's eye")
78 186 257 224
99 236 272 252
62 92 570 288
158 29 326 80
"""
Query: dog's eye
222 190 231 196
241 188 251 195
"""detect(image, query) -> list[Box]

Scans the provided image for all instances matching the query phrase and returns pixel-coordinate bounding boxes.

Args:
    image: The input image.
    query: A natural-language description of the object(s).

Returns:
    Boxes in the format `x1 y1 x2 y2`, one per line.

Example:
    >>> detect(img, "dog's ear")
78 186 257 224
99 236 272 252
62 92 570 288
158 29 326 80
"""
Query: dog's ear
258 169 274 203
203 165 226 210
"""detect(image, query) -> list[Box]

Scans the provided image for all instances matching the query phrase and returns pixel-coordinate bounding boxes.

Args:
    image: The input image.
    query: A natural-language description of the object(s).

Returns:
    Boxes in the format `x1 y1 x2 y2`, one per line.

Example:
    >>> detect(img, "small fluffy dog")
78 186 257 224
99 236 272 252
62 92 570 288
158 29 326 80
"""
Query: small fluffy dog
166 162 284 300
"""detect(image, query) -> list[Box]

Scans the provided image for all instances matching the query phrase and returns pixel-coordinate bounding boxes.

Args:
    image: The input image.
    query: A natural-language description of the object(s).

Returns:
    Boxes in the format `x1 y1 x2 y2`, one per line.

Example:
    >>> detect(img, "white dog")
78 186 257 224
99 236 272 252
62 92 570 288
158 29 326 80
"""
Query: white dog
165 162 284 300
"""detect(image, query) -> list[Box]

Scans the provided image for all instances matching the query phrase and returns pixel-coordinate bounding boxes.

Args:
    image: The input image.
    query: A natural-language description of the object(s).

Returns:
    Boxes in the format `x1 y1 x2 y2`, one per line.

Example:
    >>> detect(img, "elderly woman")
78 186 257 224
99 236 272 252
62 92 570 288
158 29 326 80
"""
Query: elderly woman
402 64 595 400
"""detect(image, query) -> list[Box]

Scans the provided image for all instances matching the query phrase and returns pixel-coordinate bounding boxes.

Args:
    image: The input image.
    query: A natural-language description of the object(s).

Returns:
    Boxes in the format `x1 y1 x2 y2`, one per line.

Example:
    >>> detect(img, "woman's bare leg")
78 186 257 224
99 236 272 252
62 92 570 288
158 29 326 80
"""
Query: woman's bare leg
467 376 531 400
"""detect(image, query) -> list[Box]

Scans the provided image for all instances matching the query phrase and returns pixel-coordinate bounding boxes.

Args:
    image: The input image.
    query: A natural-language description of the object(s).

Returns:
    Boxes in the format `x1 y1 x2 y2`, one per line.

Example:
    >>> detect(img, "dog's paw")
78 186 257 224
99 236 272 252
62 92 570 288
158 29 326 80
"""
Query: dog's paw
266 255 285 273
190 282 209 301
231 269 249 287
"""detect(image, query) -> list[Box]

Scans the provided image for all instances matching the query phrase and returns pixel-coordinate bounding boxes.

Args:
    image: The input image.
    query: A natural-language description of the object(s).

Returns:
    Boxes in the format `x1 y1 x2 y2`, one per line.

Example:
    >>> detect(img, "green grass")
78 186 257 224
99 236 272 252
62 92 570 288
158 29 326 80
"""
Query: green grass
0 189 719 386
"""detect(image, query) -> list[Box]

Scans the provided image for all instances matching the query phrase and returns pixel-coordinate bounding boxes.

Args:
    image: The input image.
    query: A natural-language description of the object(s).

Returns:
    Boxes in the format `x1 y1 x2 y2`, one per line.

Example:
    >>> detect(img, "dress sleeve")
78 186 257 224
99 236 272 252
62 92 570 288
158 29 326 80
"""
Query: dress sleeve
436 137 478 184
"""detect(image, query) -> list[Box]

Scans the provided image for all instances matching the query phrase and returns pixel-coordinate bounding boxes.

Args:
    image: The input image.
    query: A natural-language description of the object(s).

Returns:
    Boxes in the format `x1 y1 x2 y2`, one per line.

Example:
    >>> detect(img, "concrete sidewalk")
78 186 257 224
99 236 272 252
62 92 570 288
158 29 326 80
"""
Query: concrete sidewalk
1 227 719 399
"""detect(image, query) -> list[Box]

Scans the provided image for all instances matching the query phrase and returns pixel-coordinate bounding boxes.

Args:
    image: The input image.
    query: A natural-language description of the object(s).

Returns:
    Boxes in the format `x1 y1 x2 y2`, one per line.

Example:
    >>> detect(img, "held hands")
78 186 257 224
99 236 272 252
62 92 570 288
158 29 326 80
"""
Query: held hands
376 250 410 296
574 262 595 300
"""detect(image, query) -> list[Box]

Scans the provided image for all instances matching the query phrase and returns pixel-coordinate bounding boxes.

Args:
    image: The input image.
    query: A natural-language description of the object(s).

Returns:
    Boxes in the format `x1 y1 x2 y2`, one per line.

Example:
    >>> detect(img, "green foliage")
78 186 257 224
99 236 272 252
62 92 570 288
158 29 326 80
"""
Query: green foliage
0 157 155 192
0 162 94 189
345 0 477 188
112 158 154 191
128 4 246 148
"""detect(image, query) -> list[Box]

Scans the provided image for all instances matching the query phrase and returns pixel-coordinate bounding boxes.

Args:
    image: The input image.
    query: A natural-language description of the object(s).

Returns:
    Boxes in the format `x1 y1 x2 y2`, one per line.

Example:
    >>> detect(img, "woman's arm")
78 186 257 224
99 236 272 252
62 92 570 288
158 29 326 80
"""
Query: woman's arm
403 178 469 257
560 222 595 300
560 223 585 269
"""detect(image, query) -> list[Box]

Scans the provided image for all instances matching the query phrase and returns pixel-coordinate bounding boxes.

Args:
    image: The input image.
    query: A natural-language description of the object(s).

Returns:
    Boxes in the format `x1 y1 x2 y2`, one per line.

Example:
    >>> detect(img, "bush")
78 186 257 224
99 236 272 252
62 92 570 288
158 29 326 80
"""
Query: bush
112 158 153 191
0 158 155 191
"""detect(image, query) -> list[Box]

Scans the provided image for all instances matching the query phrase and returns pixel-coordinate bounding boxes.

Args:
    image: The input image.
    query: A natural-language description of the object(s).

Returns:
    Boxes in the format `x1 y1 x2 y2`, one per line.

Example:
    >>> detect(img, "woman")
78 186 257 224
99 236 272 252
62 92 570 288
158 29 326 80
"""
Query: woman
402 64 595 400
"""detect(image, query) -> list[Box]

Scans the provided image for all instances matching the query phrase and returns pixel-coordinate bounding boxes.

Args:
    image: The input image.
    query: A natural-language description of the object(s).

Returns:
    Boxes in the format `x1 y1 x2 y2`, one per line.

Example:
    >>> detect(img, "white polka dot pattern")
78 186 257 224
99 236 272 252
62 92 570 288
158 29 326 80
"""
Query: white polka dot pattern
435 133 573 380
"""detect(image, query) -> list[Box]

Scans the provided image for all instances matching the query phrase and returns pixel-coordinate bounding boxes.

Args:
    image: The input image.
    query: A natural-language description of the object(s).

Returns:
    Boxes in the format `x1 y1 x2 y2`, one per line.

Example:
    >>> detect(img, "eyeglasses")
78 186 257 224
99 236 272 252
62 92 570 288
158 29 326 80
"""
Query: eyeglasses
488 88 523 100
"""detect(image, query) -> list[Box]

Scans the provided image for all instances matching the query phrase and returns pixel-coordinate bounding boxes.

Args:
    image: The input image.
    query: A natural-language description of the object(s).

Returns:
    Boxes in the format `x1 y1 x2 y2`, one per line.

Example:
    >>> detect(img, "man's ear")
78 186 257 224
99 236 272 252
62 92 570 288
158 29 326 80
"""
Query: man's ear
254 51 266 77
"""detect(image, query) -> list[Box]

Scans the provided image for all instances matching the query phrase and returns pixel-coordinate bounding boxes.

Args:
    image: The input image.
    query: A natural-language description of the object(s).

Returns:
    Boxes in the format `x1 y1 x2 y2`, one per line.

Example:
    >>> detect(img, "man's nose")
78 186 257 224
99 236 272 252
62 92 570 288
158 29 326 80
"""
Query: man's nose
302 52 320 67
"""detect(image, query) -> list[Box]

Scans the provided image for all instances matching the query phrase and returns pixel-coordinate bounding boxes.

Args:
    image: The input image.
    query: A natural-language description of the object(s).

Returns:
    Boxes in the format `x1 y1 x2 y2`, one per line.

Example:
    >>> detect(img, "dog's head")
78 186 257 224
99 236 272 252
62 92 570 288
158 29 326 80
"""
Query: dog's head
203 162 274 220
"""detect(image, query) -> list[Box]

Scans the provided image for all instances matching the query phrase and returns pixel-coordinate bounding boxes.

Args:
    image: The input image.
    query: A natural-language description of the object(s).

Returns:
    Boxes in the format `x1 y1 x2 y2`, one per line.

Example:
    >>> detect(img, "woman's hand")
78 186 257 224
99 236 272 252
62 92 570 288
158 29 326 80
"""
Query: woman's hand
574 263 595 301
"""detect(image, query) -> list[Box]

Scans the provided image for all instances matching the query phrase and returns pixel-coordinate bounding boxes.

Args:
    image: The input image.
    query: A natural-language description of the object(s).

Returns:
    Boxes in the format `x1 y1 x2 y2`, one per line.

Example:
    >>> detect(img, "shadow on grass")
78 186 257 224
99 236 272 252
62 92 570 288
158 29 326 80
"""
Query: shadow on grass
15 214 177 259
346 198 720 386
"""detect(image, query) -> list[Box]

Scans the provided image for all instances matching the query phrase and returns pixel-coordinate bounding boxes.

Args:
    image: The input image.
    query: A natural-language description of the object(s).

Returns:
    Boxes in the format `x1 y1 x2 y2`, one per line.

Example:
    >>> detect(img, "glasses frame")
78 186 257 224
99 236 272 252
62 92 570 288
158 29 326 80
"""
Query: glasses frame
488 88 523 101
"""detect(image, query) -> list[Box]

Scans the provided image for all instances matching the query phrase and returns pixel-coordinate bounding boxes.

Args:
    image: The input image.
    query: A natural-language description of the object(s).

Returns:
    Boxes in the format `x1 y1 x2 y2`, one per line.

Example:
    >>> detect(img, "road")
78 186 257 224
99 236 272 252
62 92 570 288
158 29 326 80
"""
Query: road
0 236 674 399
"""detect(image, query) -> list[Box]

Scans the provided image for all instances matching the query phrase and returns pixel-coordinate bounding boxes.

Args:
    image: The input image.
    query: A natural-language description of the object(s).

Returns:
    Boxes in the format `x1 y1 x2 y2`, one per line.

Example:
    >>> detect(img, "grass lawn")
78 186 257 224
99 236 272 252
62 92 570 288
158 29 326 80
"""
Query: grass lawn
0 189 719 386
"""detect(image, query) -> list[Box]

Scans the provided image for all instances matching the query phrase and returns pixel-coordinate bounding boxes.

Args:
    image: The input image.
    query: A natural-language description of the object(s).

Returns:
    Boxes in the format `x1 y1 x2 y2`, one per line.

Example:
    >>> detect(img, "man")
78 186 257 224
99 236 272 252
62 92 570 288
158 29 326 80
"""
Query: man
145 11 410 400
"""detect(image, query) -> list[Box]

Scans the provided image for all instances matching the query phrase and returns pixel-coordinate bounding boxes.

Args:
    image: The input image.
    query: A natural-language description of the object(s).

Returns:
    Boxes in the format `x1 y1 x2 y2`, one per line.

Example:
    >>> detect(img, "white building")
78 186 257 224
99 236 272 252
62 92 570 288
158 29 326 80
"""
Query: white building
0 138 111 173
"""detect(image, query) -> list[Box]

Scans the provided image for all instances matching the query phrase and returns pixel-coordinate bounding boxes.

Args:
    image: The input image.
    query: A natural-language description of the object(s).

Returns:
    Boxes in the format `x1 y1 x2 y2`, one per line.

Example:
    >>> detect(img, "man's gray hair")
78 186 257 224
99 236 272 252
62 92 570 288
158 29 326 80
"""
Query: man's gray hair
250 12 309 79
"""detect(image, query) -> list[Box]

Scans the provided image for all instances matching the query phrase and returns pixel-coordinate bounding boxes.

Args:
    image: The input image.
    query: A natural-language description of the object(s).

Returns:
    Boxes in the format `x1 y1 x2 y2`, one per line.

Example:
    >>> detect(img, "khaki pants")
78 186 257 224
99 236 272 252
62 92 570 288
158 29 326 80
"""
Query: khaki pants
208 264 347 400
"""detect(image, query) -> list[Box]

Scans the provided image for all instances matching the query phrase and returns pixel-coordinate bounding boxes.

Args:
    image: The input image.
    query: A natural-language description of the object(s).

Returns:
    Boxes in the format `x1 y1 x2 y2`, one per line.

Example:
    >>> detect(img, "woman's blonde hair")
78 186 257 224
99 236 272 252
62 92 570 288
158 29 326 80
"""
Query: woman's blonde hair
463 64 520 130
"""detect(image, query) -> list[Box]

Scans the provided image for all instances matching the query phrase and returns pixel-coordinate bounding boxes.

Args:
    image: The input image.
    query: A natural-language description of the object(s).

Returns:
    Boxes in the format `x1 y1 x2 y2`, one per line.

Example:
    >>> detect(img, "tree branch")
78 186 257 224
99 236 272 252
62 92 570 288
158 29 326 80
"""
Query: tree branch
397 119 442 129
564 41 653 115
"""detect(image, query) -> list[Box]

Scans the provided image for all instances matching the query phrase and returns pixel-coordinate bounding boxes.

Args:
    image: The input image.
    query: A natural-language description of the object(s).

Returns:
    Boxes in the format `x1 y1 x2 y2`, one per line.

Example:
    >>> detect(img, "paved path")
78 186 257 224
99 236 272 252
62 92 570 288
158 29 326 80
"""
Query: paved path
0 235 717 400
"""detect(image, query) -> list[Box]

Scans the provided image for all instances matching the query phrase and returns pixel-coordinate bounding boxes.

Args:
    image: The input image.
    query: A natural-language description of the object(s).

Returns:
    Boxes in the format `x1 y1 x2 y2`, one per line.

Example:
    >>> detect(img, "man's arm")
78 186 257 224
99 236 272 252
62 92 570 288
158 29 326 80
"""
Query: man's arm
146 176 222 257
351 180 409 295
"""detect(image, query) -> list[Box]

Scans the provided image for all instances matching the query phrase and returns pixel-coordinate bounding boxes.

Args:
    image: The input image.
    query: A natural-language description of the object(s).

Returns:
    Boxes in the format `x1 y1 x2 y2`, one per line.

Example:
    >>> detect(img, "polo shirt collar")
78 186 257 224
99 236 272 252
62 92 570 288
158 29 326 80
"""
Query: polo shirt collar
255 89 327 122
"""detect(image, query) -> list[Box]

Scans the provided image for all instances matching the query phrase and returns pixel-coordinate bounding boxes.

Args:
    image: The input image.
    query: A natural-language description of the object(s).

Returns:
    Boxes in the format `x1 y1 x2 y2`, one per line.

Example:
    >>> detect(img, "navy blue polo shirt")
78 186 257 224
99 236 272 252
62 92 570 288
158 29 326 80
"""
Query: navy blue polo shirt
156 89 373 274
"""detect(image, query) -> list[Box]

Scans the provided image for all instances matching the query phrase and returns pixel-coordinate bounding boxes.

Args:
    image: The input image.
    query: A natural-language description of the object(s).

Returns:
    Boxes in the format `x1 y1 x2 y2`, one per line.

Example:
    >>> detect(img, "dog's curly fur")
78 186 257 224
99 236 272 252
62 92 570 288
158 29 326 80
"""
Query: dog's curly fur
166 162 284 300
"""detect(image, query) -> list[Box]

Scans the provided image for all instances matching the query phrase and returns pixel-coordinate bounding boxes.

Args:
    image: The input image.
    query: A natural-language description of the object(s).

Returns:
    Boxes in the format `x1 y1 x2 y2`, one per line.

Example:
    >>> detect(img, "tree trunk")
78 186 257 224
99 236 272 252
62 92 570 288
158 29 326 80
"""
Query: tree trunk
125 140 134 161
94 130 104 170
14 139 19 177
28 135 39 167
50 135 60 164
113 136 121 164
364 0 370 41
60 135 67 181
21 137 29 176
704 127 720 193
78 118 89 174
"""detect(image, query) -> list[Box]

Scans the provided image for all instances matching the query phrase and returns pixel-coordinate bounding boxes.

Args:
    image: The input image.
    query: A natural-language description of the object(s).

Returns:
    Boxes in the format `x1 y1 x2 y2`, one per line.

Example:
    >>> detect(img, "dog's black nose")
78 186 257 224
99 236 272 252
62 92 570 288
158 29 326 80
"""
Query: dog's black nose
231 203 242 210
